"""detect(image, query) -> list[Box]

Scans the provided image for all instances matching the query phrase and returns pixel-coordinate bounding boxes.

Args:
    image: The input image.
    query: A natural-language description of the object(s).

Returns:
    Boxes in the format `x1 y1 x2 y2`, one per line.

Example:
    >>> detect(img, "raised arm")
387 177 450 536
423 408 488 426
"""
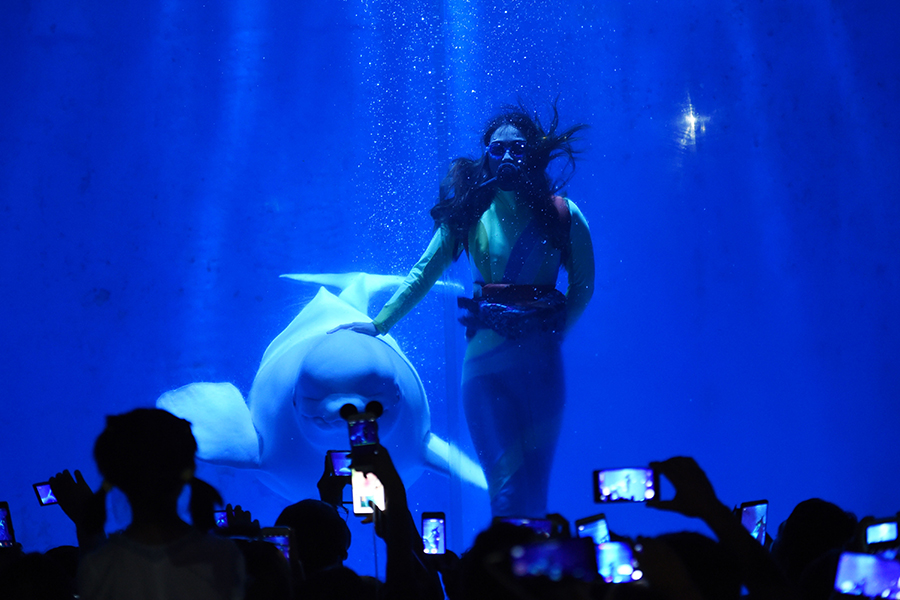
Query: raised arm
371 224 457 334
647 457 794 600
360 446 444 600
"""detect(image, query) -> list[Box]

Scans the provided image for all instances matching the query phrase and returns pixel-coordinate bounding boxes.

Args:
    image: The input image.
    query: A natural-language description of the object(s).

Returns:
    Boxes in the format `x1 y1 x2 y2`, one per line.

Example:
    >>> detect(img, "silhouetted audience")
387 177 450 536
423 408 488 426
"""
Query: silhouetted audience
456 521 544 600
277 499 351 575
795 548 843 600
651 531 741 600
1 551 74 600
274 499 367 600
232 538 293 600
6 407 896 600
74 408 246 599
770 498 857 584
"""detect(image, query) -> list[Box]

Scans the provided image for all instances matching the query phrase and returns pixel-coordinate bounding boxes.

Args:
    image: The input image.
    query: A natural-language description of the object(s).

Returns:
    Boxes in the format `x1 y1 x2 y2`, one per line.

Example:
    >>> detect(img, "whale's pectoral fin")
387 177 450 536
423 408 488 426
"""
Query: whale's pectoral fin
280 272 406 313
280 272 466 314
156 382 261 468
424 432 488 490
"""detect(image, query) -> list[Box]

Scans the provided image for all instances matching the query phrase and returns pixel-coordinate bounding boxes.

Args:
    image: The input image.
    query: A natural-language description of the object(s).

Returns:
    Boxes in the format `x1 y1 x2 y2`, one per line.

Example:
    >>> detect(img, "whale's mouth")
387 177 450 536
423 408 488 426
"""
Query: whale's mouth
300 394 371 431
310 415 346 430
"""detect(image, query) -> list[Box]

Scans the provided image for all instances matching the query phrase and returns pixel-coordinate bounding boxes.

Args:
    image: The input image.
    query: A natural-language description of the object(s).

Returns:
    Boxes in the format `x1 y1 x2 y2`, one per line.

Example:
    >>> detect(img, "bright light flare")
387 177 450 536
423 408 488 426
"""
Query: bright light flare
678 93 709 149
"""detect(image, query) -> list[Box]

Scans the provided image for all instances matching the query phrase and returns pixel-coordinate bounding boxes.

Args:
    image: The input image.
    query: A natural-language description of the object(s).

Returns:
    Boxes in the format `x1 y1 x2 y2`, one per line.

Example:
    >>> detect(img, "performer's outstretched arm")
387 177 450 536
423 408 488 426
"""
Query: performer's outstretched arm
371 224 457 334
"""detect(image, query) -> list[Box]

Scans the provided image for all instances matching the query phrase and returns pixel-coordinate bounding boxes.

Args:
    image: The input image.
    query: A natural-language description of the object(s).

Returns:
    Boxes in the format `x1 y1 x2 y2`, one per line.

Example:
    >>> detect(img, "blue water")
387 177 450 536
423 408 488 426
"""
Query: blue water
2 0 899 577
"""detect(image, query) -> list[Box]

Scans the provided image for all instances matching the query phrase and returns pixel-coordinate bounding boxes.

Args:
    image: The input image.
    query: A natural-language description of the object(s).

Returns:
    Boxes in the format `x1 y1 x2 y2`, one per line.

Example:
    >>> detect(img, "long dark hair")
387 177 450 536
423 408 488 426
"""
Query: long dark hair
430 101 587 255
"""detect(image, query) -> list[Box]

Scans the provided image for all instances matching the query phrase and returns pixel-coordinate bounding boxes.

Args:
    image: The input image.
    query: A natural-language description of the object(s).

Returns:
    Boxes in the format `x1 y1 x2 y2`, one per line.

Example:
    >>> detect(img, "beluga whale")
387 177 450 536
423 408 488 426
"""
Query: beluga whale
157 272 486 500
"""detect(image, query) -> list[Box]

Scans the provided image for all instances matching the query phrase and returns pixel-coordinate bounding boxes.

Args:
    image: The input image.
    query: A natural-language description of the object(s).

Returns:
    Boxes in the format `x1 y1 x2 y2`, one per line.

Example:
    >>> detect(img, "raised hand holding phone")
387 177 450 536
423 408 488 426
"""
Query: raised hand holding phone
645 457 721 518
318 451 351 506
48 469 94 527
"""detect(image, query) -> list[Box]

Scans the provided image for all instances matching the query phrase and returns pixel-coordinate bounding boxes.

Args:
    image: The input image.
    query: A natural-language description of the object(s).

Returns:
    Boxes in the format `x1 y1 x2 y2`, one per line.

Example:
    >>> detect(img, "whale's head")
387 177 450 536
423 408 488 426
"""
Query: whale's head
291 330 428 452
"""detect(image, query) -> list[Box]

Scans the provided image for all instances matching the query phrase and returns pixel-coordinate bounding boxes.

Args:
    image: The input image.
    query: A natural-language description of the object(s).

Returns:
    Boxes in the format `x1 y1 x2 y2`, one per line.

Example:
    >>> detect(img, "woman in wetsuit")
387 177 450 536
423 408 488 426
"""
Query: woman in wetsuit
333 104 594 516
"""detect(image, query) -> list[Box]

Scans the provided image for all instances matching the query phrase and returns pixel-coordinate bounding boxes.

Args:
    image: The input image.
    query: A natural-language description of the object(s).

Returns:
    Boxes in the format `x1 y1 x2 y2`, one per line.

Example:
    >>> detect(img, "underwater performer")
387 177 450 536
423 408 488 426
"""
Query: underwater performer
332 103 594 516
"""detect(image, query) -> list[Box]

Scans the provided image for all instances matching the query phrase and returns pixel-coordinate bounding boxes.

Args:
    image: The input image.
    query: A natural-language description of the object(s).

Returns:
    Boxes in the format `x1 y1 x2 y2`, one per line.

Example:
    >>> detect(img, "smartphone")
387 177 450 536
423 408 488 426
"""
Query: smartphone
575 513 610 545
214 510 229 528
260 526 292 562
351 469 385 515
735 500 768 545
0 502 16 548
593 468 657 503
327 450 353 477
510 537 597 582
597 541 643 583
33 482 59 506
864 518 900 552
833 551 900 597
347 415 379 458
493 516 555 538
421 512 446 555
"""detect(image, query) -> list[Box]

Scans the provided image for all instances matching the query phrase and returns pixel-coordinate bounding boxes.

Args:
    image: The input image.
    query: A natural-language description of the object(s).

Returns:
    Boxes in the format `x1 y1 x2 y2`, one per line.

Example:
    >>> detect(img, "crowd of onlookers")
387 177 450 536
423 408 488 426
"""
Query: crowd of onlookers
1 407 896 599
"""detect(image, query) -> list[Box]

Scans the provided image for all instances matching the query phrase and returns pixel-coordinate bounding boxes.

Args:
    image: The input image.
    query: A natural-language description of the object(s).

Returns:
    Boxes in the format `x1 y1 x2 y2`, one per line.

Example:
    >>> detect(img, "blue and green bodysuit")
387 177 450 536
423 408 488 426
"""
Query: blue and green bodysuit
373 189 595 516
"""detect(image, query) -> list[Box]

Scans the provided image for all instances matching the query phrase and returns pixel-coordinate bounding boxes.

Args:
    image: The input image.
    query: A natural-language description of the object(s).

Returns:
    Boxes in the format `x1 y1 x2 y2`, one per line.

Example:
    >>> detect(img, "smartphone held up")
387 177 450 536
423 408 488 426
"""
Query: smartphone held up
421 512 446 555
351 469 385 515
864 517 900 553
340 401 383 462
597 541 643 584
834 552 900 598
575 513 610 545
593 468 657 503
510 538 598 582
326 450 353 477
33 482 59 506
735 500 768 545
0 502 15 548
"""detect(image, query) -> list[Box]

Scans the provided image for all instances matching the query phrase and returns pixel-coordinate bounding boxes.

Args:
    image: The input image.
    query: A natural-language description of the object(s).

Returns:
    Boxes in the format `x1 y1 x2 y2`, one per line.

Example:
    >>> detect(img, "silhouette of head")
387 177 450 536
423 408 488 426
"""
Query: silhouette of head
92 408 221 531
94 408 196 496
770 498 857 582
275 499 351 573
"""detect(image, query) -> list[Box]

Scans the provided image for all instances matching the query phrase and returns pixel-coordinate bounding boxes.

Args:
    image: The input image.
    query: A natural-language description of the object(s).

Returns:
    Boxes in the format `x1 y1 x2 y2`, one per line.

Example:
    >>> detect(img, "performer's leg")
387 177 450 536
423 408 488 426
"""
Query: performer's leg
462 334 565 516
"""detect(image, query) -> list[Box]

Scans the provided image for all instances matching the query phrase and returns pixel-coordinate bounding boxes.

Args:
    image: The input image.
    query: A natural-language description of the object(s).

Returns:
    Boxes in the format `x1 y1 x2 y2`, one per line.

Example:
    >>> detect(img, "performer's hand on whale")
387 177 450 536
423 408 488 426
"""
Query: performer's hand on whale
327 321 379 336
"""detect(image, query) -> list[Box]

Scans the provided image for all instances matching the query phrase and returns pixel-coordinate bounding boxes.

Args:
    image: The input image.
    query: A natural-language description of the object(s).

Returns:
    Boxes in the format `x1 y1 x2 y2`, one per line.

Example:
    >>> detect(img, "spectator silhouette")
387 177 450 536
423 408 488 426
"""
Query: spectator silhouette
647 531 741 600
647 456 793 600
769 498 857 584
231 538 292 600
274 498 367 600
276 499 351 575
0 551 73 600
795 548 843 600
74 408 246 600
456 521 543 600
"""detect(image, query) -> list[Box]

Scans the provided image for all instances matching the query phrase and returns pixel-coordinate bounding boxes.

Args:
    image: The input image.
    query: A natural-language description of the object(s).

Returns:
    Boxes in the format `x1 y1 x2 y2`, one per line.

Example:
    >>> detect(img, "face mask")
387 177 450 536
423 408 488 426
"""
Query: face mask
486 140 526 160
484 140 526 191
